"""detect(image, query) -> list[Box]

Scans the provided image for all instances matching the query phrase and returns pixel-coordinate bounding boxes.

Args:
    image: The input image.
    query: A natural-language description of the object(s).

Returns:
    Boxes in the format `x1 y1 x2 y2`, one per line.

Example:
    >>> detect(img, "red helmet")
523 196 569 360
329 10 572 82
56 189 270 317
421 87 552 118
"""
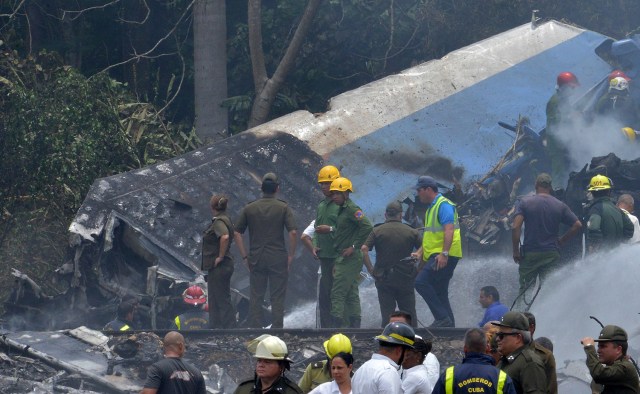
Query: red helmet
557 72 579 88
182 285 207 305
608 70 631 82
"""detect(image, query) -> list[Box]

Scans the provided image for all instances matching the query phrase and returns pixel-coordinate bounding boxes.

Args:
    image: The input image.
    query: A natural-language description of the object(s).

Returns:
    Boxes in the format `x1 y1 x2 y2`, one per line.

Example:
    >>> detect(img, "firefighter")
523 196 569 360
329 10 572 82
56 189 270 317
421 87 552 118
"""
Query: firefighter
103 300 136 331
596 77 639 129
328 177 372 328
585 175 634 253
171 285 209 330
300 165 341 328
298 333 352 393
545 71 580 182
235 336 303 394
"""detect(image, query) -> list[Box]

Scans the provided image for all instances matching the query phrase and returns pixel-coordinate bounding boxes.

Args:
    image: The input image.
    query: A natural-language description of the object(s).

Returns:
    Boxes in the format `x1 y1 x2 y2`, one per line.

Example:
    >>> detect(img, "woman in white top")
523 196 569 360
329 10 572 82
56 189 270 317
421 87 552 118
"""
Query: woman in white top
309 352 353 394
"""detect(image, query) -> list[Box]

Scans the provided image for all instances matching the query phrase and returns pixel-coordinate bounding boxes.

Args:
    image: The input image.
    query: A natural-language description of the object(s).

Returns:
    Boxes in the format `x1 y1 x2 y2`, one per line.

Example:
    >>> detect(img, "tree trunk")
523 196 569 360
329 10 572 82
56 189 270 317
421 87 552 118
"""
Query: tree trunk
247 0 323 129
194 0 228 143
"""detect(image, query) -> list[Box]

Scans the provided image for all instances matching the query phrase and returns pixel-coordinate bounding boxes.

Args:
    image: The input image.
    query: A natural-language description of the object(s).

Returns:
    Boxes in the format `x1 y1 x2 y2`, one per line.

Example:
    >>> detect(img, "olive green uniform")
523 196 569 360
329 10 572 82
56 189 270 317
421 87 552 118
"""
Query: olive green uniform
530 341 558 394
364 219 421 327
314 198 340 328
235 196 297 328
584 345 639 394
586 196 634 253
497 345 547 394
330 199 372 327
234 375 303 394
202 213 236 328
298 360 331 393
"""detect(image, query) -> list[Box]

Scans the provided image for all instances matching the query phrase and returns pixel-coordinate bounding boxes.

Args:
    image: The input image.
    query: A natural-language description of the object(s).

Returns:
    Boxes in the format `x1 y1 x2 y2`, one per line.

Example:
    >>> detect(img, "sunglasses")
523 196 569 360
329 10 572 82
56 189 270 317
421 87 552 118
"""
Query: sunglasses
496 332 520 340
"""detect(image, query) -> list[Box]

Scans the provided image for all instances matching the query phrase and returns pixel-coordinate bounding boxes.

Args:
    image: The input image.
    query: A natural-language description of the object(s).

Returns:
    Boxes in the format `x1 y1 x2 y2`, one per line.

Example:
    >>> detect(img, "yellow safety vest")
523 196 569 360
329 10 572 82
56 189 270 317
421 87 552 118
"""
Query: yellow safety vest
444 366 507 394
422 195 462 257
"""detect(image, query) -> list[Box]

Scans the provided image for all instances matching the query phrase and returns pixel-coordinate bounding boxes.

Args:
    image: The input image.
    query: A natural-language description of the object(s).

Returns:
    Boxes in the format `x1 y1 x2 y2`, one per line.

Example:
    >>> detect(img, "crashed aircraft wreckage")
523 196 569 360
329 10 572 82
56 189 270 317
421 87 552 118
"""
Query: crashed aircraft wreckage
2 18 640 392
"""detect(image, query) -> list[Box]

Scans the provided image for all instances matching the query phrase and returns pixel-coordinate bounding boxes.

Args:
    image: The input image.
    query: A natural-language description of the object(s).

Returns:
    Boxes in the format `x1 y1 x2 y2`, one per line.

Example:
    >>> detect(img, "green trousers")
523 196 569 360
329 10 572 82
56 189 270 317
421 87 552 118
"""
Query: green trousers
330 252 362 327
517 250 560 309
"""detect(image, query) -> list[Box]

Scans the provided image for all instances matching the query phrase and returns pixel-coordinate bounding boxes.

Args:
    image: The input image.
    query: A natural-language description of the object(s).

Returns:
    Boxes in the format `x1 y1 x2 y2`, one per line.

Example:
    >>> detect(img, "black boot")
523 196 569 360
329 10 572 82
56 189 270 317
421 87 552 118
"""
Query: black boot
349 317 361 328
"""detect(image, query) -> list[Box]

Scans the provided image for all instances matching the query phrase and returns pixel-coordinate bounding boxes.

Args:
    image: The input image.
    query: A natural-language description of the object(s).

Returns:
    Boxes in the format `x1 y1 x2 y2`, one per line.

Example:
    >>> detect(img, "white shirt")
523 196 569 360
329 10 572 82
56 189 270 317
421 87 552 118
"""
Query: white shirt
309 380 352 394
352 353 402 394
402 364 433 394
423 352 440 389
621 209 640 244
303 220 316 238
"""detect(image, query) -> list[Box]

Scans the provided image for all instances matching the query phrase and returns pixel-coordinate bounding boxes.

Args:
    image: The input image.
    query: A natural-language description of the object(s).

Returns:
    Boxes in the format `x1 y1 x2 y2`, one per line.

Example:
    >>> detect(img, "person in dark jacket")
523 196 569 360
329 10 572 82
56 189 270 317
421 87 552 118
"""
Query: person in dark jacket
432 327 517 394
581 325 639 394
585 175 634 253
171 285 209 330
234 336 302 394
103 300 136 331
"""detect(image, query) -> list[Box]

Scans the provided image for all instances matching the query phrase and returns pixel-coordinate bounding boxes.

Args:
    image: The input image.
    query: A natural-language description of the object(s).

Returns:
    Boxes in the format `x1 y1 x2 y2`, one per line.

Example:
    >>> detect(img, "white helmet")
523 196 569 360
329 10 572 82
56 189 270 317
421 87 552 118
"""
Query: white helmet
609 76 629 92
254 336 292 362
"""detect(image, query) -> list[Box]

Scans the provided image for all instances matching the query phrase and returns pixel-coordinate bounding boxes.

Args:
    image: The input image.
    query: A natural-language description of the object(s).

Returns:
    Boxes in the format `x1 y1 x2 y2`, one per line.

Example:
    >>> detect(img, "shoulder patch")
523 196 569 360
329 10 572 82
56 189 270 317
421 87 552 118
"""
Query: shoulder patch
354 210 365 219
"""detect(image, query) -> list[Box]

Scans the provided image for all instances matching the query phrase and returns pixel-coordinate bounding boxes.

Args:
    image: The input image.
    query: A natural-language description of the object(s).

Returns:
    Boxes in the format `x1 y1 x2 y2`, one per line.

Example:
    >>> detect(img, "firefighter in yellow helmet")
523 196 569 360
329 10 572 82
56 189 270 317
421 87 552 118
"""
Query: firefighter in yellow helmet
621 127 639 142
301 165 341 328
328 177 372 328
298 333 352 393
585 175 634 253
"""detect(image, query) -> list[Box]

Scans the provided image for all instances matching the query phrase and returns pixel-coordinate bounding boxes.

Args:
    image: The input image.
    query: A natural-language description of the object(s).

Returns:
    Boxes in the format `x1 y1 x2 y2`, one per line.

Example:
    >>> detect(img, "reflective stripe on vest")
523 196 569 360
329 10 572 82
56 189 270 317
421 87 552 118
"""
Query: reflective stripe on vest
423 195 462 257
497 370 507 394
174 316 181 330
444 366 507 394
445 366 454 394
120 324 130 331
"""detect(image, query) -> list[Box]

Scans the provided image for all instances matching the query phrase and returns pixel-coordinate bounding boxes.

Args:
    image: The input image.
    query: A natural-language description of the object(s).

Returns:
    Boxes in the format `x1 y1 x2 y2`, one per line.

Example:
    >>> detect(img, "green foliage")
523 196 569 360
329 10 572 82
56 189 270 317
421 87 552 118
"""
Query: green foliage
0 49 197 218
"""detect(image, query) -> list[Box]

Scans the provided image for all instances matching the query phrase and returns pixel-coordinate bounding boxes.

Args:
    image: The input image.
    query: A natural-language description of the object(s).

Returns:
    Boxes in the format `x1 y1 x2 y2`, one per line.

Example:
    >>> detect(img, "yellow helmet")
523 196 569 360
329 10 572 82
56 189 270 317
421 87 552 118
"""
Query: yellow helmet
330 177 353 193
621 127 637 141
323 333 352 358
318 165 340 183
588 174 613 191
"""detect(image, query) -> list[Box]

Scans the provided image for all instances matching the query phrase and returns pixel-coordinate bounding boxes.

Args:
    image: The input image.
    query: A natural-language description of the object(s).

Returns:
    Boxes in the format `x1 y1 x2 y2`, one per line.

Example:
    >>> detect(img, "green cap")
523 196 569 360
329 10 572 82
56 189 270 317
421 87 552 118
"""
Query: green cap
262 172 279 184
491 311 529 331
594 325 628 342
385 201 403 216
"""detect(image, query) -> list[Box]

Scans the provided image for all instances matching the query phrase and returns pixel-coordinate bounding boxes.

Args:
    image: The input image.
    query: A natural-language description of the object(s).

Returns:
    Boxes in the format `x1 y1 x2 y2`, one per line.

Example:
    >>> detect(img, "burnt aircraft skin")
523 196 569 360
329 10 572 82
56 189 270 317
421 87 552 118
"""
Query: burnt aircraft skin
5 132 324 330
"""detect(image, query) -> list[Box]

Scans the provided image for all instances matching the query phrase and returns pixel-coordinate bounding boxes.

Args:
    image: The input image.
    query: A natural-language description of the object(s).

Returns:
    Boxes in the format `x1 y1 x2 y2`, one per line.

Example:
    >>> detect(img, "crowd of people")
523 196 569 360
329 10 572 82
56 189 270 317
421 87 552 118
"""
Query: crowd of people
137 313 639 393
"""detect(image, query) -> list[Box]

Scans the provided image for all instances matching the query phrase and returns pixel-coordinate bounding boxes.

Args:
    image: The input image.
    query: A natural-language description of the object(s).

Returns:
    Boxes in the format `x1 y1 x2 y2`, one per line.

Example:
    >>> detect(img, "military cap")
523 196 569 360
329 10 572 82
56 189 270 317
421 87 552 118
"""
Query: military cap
594 325 628 342
491 311 529 331
262 172 279 184
414 176 438 190
385 201 403 216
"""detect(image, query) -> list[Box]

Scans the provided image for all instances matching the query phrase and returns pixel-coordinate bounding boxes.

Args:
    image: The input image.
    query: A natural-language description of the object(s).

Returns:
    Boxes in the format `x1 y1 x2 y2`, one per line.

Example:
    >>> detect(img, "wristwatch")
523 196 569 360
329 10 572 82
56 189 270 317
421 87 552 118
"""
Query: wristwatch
441 251 449 257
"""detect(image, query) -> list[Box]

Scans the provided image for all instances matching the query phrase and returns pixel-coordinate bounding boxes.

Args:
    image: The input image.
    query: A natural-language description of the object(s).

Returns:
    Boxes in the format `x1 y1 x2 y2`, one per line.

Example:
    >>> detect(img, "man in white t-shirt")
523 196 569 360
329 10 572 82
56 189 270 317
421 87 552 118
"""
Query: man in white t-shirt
617 194 640 244
352 322 415 394
401 335 433 394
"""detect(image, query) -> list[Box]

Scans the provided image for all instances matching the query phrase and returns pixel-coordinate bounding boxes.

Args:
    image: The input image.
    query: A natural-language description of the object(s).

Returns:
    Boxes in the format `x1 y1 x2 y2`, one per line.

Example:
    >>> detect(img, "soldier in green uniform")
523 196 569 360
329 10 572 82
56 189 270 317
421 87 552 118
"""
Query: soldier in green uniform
298 333 352 393
329 177 373 328
234 336 302 394
581 325 639 394
201 194 236 328
301 165 341 328
234 173 297 328
523 312 557 394
362 201 421 327
492 311 547 394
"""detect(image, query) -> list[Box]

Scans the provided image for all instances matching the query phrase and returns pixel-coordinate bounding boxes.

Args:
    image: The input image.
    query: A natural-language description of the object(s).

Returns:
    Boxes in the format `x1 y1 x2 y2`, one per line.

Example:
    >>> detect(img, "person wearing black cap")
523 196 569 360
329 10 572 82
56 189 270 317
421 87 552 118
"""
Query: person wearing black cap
411 175 462 328
401 335 434 394
432 328 517 394
234 172 297 328
362 201 421 327
511 173 581 307
581 325 639 393
492 311 547 394
352 322 415 394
